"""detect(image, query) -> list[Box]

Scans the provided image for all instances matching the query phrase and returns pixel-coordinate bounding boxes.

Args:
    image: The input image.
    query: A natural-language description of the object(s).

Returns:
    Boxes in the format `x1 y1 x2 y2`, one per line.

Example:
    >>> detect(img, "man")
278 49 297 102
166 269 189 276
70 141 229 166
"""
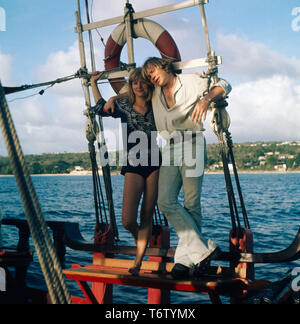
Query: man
142 57 232 279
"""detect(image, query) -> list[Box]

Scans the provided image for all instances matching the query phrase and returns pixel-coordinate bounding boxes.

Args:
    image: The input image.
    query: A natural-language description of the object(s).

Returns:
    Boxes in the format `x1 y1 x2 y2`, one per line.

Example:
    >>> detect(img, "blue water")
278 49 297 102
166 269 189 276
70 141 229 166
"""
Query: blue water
0 173 299 304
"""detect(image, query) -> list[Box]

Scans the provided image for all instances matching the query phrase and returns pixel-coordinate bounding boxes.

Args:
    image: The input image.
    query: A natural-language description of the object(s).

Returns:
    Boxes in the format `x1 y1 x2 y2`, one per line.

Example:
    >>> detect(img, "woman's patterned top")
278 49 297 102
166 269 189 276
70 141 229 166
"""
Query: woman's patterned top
93 97 159 164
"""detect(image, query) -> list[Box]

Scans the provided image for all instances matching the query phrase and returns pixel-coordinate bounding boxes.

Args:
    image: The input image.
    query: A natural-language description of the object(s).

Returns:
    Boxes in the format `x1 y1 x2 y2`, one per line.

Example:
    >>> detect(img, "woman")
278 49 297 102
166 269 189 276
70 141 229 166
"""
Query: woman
90 68 160 275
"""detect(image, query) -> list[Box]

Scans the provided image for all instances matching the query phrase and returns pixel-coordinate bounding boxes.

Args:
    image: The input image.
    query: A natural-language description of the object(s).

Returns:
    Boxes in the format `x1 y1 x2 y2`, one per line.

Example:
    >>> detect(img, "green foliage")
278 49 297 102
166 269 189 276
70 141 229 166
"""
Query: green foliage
0 141 299 175
206 141 300 171
0 152 92 175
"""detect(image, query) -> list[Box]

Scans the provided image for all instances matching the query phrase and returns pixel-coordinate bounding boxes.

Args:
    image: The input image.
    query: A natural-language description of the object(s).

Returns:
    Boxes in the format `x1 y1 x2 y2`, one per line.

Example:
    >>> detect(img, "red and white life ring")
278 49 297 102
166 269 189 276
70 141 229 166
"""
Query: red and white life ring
104 18 181 94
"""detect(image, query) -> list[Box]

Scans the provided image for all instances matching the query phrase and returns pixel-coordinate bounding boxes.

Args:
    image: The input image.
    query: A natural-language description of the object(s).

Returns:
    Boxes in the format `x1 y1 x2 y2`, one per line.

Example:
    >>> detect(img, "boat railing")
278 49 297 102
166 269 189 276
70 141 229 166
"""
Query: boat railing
1 219 67 266
2 219 299 265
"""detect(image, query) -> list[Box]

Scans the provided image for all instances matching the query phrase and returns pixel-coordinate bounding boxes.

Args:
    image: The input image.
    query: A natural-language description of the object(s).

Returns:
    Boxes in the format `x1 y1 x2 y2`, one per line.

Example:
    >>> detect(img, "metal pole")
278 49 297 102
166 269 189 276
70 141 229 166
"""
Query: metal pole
75 9 91 108
84 0 105 143
76 0 119 240
199 2 211 55
199 1 219 83
82 0 208 31
124 2 135 67
84 0 96 72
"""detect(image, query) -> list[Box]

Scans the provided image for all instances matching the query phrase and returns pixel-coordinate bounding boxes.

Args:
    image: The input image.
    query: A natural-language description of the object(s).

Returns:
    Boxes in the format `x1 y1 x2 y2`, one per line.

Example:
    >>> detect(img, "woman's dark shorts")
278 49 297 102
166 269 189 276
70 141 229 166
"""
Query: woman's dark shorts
121 164 160 179
121 152 162 179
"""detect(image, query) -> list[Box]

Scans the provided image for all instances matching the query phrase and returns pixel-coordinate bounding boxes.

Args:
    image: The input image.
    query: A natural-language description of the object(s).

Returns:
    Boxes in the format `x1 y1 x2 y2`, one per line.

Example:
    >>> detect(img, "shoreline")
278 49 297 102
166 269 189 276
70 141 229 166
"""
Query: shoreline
1 170 300 177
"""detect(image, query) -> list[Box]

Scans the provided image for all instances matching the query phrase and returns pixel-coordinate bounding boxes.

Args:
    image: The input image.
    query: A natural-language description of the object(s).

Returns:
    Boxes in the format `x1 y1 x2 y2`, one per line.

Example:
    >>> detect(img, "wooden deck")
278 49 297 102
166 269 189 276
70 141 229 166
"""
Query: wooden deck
63 258 248 304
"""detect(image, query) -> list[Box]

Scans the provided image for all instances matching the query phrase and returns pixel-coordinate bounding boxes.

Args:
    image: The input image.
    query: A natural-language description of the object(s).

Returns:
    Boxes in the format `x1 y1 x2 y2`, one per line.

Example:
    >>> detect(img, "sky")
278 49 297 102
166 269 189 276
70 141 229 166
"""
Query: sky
0 0 300 155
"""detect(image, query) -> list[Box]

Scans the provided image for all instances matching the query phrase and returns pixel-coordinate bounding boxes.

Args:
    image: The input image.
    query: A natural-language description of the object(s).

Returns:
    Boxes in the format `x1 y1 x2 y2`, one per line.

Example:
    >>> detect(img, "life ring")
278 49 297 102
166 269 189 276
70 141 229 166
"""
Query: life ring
104 18 181 94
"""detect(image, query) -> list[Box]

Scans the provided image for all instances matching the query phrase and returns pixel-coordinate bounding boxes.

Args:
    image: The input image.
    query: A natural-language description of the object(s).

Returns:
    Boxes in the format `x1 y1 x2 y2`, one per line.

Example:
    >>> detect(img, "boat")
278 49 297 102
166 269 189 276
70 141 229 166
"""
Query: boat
0 0 299 305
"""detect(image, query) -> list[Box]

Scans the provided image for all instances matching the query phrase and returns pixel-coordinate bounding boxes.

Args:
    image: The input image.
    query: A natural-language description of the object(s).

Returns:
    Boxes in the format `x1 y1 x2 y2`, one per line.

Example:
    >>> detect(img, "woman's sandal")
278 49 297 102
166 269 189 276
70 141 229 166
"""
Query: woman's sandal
128 263 141 276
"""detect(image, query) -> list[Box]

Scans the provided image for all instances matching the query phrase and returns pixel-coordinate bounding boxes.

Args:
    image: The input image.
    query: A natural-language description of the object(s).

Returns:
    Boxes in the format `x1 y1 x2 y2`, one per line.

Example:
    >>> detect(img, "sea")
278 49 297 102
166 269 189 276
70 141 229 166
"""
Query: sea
0 173 299 304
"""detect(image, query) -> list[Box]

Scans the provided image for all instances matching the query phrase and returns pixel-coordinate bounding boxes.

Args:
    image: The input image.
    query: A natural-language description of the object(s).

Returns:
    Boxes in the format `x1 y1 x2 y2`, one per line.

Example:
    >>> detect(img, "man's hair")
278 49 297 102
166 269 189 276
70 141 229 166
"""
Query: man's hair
142 57 176 80
128 67 154 105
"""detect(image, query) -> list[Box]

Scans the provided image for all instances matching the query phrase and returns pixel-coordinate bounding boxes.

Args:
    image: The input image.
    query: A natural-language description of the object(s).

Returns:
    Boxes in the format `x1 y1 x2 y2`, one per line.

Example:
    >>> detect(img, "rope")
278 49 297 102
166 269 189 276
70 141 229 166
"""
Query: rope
0 83 72 304
88 142 108 226
83 0 119 241
4 72 82 95
216 130 241 237
0 207 3 249
197 2 250 236
90 0 106 47
225 131 251 229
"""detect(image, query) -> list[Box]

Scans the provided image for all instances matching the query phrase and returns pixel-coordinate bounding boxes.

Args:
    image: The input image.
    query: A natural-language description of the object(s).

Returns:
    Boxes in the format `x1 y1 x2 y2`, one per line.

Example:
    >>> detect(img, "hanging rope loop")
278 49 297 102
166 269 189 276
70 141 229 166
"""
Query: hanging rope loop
85 116 99 143
210 105 231 136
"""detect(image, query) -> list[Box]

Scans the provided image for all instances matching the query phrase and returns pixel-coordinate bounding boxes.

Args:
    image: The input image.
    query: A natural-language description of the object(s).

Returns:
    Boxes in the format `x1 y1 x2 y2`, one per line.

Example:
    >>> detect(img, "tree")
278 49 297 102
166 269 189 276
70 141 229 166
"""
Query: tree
295 153 300 166
31 162 43 174
55 160 71 174
266 155 278 167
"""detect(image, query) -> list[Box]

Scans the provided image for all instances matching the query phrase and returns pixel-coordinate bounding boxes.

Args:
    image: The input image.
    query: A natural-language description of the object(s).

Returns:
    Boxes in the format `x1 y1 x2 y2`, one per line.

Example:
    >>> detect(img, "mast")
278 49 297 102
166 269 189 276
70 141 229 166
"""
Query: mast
124 1 135 69
75 0 118 240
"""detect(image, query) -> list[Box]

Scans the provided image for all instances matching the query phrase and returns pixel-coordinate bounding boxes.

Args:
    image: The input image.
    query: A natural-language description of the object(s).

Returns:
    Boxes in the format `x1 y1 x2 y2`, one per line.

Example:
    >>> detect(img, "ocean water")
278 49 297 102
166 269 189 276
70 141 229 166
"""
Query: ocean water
0 173 299 304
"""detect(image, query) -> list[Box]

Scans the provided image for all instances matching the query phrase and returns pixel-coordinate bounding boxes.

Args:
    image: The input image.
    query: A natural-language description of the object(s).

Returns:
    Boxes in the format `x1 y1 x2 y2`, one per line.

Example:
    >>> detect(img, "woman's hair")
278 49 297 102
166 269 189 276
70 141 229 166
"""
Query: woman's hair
142 57 176 80
128 67 154 105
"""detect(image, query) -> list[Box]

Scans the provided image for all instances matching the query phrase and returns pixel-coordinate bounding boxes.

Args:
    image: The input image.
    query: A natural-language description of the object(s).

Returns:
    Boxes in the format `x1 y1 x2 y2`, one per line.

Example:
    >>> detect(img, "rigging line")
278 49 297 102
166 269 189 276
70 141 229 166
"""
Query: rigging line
225 130 250 229
4 73 78 96
7 84 54 103
85 0 96 72
90 152 101 226
95 166 109 224
217 132 241 237
84 0 107 145
83 0 118 240
6 77 121 103
0 84 71 304
199 3 243 236
8 92 41 103
90 0 106 47
90 143 107 224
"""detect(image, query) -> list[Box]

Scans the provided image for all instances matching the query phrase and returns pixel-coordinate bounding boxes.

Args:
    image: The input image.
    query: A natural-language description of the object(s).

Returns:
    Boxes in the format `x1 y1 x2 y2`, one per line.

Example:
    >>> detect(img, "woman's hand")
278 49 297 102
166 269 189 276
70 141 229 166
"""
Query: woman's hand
90 71 103 84
90 72 104 105
103 96 116 115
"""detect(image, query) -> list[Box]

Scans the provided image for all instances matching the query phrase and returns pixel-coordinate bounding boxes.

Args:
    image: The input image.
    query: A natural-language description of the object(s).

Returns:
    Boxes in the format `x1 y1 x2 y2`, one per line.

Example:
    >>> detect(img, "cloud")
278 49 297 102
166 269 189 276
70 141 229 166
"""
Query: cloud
34 42 82 97
216 33 300 82
0 49 13 84
14 123 87 154
55 96 86 128
5 97 87 154
11 98 51 126
199 32 300 144
204 75 300 144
